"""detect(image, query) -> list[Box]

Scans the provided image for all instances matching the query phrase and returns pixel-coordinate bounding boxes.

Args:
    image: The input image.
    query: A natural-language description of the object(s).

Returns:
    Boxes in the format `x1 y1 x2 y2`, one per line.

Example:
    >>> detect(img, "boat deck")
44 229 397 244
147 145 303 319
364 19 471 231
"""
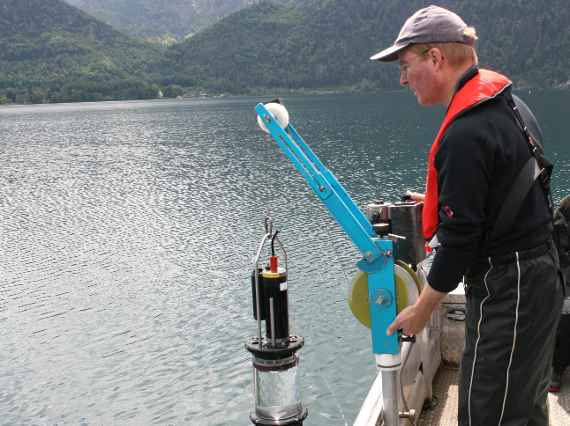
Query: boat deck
419 365 570 425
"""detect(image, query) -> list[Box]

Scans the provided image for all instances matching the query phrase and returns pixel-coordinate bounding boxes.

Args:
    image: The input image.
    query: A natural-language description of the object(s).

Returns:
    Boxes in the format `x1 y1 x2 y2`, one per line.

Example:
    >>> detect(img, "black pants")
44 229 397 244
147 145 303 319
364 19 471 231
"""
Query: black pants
553 313 570 372
459 243 562 426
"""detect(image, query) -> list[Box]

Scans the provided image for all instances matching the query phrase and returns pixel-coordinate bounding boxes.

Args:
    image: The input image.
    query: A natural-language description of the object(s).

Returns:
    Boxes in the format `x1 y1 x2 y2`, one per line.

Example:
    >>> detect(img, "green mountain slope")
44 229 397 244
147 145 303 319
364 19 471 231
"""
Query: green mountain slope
164 0 570 92
161 2 303 92
0 0 166 103
1 0 569 104
63 0 258 40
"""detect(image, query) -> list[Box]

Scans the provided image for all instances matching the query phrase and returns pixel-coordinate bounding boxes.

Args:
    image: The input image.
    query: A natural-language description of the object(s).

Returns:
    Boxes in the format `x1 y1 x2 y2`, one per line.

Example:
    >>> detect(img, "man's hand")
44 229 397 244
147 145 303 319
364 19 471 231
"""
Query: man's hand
387 282 447 336
386 303 432 336
405 190 425 202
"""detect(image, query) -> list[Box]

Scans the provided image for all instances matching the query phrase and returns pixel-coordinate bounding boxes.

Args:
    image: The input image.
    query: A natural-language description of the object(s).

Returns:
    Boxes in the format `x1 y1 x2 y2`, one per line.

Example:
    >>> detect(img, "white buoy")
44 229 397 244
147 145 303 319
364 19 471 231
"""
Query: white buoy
257 103 290 134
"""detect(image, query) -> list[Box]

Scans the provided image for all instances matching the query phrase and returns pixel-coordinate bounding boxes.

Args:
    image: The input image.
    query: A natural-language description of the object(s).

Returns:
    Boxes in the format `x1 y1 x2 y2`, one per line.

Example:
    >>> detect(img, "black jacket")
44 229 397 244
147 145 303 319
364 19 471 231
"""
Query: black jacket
427 68 552 293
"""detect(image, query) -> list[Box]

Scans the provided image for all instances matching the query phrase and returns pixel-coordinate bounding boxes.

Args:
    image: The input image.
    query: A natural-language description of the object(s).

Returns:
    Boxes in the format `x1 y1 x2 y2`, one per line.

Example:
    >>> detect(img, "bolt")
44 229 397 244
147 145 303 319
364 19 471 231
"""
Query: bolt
374 289 392 307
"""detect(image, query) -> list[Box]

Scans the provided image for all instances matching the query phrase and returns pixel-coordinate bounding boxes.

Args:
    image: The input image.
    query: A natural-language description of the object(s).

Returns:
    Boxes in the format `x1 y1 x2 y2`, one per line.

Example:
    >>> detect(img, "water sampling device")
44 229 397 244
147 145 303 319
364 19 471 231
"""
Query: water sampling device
246 217 307 426
250 101 441 425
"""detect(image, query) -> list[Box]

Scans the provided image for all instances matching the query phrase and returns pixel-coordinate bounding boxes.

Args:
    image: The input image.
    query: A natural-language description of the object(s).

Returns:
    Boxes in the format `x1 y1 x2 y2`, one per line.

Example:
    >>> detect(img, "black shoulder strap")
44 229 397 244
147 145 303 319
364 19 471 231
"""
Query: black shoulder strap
489 95 553 240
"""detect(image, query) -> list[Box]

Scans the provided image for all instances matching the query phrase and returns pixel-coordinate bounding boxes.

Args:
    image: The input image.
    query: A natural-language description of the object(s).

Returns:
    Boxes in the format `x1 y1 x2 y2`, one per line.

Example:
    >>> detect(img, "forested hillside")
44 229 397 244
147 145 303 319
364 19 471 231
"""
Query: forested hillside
63 0 259 40
165 0 570 92
0 0 166 103
159 2 303 92
1 0 569 104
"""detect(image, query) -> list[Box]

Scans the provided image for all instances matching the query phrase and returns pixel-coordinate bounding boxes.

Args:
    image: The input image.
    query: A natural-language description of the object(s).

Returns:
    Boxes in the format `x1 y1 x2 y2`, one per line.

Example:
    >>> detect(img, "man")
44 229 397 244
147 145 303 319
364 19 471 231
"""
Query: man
371 5 562 425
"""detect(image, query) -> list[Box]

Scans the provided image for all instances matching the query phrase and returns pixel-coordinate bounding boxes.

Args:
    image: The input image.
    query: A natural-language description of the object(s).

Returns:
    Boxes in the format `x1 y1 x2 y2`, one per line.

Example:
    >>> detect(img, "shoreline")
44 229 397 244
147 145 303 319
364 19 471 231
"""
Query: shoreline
1 85 569 107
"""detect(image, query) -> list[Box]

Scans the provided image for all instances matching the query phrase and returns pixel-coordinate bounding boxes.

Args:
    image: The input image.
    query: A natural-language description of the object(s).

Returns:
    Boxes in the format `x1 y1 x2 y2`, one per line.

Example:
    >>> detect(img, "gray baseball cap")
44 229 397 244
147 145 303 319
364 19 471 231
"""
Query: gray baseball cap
370 5 476 62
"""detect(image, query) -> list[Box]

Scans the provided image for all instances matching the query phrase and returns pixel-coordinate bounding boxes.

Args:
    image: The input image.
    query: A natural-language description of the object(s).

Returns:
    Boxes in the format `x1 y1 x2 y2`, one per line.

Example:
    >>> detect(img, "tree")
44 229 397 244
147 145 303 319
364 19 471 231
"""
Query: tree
163 84 184 98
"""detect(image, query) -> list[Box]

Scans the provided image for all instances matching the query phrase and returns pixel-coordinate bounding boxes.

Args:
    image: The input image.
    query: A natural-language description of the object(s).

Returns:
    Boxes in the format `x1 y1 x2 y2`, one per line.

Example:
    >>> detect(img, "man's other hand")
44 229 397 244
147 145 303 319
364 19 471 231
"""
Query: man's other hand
406 190 425 202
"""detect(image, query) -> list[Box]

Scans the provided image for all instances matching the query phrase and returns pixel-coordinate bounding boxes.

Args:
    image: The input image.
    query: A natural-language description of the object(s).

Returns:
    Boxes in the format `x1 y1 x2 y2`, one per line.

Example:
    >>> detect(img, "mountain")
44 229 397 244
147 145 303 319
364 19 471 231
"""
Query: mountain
164 0 570 92
1 0 569 104
160 2 303 92
0 0 166 103
63 0 260 40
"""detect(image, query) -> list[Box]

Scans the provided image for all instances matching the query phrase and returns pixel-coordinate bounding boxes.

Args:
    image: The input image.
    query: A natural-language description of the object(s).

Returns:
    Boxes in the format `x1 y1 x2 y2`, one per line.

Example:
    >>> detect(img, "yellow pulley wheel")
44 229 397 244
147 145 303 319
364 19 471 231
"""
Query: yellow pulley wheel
348 261 421 328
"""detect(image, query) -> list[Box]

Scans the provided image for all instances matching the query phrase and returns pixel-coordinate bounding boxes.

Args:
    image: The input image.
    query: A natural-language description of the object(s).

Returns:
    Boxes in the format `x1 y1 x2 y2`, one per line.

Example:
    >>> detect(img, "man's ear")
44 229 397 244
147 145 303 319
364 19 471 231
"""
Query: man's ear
429 48 445 69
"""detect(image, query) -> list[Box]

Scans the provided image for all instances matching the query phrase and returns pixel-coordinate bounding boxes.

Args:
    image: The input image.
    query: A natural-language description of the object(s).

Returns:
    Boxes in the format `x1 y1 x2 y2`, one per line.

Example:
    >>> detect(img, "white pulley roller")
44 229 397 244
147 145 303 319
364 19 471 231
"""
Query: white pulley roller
257 102 290 133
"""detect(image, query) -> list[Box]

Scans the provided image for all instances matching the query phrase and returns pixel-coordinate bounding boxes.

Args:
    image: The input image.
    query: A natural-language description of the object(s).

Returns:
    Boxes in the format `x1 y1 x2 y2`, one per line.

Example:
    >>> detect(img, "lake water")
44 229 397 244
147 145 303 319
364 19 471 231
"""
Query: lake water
0 91 569 425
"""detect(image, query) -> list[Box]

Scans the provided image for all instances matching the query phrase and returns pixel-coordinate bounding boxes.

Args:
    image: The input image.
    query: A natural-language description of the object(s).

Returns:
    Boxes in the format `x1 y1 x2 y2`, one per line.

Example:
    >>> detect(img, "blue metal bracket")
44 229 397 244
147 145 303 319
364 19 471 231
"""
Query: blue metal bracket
360 242 398 355
255 103 399 356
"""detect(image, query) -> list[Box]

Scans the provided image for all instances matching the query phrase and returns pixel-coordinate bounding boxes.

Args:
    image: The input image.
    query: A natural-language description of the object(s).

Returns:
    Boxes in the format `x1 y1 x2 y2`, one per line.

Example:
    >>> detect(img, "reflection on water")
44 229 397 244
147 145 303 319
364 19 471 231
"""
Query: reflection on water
0 91 568 425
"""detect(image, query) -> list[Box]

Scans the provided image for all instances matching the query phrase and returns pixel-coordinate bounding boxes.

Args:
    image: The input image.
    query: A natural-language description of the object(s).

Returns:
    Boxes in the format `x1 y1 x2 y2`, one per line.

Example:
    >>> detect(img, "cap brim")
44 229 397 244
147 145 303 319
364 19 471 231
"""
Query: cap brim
369 43 408 62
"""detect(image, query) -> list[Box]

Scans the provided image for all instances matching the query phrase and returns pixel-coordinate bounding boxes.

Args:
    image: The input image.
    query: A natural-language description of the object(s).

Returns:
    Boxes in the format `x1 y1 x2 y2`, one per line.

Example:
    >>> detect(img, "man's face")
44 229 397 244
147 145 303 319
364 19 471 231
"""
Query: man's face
398 48 440 106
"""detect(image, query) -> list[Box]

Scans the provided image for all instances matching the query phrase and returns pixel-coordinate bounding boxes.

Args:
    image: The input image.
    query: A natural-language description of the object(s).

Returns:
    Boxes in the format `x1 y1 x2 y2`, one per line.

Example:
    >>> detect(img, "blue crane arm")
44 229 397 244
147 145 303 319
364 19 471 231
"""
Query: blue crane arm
255 103 400 358
255 103 382 263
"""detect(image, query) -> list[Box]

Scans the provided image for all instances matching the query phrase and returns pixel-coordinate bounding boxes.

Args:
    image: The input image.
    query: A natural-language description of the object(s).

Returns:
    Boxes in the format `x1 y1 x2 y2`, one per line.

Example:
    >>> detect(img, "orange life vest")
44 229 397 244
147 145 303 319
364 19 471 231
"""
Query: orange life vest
423 69 512 239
